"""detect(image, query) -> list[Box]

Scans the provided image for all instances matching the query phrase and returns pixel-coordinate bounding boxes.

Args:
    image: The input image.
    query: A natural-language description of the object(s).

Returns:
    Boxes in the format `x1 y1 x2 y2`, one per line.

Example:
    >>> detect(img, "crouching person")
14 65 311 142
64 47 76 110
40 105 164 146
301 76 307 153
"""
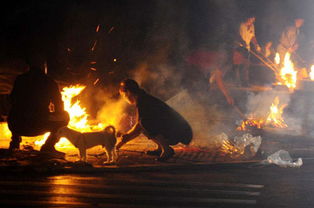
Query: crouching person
116 79 193 161
7 55 69 155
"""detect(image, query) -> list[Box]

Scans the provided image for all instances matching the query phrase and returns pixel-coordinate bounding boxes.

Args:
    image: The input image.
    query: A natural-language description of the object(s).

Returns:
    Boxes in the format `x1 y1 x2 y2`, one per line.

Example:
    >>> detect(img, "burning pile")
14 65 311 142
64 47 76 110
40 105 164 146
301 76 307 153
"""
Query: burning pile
237 96 288 131
35 84 119 151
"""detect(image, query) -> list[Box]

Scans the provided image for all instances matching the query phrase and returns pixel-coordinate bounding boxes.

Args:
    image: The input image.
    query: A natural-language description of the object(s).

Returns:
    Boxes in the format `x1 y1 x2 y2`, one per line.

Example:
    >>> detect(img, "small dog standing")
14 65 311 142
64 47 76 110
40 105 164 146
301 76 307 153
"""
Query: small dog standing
57 126 117 163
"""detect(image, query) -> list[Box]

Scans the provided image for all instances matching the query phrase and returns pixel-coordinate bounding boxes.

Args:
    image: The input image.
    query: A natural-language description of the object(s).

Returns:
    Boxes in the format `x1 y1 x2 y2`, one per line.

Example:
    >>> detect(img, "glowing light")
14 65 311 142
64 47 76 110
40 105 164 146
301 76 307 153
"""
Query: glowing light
275 53 280 65
266 96 288 128
277 52 297 91
310 65 314 80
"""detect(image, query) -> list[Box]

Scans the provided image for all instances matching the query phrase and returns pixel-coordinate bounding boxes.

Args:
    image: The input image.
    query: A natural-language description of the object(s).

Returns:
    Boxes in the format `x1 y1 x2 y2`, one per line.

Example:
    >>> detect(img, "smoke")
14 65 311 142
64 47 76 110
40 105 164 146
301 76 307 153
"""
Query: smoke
130 63 184 100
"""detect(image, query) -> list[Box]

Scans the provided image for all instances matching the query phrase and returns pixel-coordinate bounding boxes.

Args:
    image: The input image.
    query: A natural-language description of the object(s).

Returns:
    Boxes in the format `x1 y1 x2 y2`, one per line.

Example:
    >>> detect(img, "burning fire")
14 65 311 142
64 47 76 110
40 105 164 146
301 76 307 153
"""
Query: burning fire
220 139 244 157
238 96 288 130
35 85 113 150
276 52 298 90
236 114 264 131
265 96 288 128
274 53 280 65
310 65 314 80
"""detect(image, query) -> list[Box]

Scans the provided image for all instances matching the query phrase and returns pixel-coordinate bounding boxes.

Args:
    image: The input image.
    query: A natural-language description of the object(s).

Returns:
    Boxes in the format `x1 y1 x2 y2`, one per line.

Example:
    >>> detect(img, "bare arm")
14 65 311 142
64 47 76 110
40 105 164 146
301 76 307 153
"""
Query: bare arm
116 122 142 150
212 69 234 105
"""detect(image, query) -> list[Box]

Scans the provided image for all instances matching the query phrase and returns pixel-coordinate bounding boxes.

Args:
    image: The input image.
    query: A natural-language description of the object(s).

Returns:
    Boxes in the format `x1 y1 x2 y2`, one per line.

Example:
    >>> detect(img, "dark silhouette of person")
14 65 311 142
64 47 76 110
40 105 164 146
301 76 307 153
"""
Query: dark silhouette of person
7 56 69 154
116 79 193 161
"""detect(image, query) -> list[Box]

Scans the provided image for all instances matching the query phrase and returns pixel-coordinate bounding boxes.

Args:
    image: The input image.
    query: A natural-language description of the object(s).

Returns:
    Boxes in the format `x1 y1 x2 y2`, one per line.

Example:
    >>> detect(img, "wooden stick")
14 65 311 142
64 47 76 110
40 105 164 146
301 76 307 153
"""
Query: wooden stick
233 105 247 120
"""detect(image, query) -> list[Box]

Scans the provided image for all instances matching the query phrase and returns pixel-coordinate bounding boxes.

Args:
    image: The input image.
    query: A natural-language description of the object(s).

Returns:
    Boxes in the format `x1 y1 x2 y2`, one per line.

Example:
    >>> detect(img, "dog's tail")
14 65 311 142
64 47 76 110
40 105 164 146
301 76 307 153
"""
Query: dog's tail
104 125 117 148
104 125 116 135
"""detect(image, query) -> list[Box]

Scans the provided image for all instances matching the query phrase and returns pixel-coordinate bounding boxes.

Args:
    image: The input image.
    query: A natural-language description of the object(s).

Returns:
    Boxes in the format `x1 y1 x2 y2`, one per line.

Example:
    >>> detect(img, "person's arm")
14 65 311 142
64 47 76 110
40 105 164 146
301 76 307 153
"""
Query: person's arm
212 69 234 105
251 26 261 52
9 76 22 104
50 80 64 113
116 122 142 150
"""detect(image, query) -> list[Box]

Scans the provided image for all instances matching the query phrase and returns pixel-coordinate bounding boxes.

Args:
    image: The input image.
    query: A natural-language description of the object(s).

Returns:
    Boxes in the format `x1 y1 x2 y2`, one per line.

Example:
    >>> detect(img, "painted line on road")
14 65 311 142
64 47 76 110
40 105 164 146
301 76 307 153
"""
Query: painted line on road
0 189 257 205
0 181 261 196
47 176 265 189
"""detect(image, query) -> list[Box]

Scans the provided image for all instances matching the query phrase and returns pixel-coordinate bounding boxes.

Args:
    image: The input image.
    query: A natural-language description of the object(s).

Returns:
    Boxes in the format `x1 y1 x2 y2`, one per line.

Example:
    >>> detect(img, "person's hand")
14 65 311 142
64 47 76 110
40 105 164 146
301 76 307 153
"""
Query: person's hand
256 44 262 52
116 134 129 150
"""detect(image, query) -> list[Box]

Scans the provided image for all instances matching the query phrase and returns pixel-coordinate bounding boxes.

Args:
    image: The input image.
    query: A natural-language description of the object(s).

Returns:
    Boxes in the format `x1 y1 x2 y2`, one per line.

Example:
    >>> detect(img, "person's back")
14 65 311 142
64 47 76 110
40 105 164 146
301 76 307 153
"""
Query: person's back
136 89 192 145
9 67 58 120
7 64 69 152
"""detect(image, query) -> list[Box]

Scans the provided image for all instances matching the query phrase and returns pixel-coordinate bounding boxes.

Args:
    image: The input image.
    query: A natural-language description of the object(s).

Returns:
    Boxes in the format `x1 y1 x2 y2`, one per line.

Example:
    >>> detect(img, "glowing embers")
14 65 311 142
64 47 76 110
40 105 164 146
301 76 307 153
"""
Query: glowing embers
236 114 264 131
237 96 287 131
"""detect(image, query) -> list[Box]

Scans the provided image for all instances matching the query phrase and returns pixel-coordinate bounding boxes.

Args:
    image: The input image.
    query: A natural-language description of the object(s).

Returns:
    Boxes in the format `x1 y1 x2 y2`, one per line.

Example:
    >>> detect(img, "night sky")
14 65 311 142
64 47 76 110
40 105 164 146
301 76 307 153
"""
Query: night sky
1 0 314 85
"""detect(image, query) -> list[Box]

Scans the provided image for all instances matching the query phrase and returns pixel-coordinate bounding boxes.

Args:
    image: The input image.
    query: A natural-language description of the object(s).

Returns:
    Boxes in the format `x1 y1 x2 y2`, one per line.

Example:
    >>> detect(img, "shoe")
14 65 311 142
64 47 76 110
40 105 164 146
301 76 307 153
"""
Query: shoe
146 149 162 156
8 141 20 152
40 145 65 158
157 147 175 162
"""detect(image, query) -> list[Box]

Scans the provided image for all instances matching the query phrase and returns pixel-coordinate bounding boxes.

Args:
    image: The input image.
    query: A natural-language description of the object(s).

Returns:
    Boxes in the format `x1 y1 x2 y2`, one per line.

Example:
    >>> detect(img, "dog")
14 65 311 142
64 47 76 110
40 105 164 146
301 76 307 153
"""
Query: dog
57 125 117 163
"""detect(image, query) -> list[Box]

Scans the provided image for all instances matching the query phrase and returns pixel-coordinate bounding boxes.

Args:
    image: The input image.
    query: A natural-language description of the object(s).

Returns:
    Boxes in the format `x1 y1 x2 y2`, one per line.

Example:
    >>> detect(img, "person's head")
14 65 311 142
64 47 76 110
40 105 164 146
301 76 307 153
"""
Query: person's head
246 16 256 25
265 41 272 49
295 18 304 28
119 79 140 104
26 53 46 73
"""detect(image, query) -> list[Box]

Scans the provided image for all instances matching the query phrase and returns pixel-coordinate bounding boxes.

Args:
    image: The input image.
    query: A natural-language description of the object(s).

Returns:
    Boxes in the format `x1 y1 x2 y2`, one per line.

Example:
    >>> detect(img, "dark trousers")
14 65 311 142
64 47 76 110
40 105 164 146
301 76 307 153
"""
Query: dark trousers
8 111 69 149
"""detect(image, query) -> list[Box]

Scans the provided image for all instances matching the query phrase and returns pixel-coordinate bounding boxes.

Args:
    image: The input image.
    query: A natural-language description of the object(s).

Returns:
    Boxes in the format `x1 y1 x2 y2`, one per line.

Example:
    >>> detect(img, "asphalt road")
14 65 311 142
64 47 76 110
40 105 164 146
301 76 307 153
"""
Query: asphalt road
0 156 313 208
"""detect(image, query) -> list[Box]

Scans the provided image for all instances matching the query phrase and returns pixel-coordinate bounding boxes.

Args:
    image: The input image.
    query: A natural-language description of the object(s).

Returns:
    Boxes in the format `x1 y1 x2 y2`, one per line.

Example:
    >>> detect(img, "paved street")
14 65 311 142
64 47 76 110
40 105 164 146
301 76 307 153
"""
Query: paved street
0 156 313 208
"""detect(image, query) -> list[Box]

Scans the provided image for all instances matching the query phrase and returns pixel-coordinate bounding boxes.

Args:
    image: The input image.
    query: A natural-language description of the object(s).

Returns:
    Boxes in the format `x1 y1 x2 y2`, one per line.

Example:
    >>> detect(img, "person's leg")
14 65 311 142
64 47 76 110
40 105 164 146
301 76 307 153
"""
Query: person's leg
9 133 22 151
40 130 59 152
40 112 69 153
146 143 162 156
150 136 174 161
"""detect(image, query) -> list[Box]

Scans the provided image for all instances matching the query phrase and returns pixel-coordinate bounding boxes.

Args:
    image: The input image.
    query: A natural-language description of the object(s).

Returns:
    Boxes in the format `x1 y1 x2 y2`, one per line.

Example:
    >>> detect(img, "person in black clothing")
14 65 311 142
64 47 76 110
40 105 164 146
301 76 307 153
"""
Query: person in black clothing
7 58 69 154
116 79 193 161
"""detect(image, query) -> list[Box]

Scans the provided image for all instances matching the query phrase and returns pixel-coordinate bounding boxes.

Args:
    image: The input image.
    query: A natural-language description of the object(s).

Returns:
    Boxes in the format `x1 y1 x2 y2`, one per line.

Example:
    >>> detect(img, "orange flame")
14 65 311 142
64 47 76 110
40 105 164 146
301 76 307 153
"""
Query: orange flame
276 52 298 90
265 96 288 128
236 114 264 131
238 97 287 130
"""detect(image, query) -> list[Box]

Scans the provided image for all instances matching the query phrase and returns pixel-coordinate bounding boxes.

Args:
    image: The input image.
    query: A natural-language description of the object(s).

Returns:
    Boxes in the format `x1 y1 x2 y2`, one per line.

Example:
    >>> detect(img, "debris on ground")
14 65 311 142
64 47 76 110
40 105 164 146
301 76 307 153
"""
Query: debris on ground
264 149 303 168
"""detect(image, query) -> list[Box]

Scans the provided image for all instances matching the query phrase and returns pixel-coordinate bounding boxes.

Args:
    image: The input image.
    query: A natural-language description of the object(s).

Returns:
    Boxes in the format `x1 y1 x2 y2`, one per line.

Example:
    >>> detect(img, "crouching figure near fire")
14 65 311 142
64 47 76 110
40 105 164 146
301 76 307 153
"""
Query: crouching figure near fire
117 79 193 161
7 56 69 154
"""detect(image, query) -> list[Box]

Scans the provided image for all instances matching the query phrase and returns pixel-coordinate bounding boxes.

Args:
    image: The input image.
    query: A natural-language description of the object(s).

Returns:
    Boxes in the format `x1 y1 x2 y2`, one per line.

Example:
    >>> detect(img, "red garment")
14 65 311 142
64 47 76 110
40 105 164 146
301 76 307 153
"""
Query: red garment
185 50 229 75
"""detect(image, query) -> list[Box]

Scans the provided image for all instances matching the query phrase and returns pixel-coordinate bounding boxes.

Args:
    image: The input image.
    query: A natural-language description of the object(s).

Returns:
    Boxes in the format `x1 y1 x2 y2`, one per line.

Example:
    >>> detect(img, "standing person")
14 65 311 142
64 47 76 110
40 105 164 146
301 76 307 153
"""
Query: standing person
185 49 234 106
233 16 261 87
7 55 69 154
277 18 304 65
116 79 193 161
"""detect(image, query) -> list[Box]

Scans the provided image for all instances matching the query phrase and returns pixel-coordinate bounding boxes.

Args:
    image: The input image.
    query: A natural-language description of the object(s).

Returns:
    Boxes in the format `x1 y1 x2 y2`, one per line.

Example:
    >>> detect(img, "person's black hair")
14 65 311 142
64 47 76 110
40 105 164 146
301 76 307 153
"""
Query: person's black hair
119 78 140 93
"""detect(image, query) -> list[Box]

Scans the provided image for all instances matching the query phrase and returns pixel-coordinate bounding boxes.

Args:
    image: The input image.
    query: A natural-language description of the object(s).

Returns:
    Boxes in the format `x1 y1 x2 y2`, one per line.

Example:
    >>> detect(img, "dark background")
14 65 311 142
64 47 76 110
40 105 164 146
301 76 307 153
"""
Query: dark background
1 0 314 87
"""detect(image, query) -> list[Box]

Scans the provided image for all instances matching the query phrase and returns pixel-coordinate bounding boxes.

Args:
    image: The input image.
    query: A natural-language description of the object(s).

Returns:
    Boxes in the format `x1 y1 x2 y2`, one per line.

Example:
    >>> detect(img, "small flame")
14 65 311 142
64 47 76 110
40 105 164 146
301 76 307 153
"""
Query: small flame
96 24 100 32
275 53 280 65
236 117 264 131
265 96 288 128
310 65 314 80
237 97 288 130
91 40 97 51
220 139 244 157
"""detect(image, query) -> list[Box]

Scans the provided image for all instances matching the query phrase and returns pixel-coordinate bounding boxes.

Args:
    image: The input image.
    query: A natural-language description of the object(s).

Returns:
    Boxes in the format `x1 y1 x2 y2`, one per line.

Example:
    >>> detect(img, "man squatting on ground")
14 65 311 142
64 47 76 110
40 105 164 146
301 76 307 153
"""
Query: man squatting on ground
7 56 69 153
116 79 193 161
